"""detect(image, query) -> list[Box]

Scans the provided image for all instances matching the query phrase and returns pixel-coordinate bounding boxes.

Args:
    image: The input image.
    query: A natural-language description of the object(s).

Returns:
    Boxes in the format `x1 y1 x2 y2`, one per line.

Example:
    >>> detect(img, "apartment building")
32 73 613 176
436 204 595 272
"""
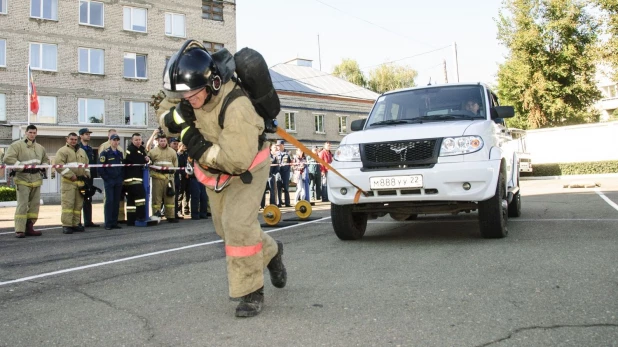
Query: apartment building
0 0 236 190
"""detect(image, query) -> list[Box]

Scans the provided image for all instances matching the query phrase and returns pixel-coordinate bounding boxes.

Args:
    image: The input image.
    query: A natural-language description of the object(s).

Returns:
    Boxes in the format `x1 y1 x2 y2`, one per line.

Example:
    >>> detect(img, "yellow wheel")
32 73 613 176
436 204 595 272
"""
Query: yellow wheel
295 200 312 220
262 205 282 226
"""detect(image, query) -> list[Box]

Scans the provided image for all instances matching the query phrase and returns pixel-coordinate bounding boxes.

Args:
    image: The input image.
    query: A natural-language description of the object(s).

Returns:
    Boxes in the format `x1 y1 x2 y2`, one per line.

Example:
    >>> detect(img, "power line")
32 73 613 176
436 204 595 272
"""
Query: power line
360 45 452 70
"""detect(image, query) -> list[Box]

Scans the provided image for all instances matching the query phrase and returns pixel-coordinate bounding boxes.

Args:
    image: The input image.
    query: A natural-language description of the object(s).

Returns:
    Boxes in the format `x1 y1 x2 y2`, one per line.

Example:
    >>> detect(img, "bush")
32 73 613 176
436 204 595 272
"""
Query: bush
532 160 618 176
0 186 17 202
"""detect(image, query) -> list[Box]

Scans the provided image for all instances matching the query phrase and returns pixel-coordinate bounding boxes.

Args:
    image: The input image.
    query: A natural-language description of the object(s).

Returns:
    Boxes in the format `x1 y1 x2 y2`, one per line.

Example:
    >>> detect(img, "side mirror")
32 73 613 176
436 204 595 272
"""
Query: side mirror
351 119 366 131
491 106 515 119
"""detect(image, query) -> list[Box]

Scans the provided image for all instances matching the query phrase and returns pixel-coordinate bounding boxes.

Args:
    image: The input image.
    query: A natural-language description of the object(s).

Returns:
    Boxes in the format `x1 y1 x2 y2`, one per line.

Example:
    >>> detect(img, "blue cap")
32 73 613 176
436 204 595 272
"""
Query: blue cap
78 128 92 135
110 134 120 140
169 137 179 143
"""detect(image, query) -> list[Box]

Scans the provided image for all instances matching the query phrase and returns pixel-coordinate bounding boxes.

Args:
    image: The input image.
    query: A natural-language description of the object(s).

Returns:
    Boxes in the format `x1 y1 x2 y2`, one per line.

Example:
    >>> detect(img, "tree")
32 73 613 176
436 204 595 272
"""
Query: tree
367 63 418 94
496 0 602 128
594 0 618 82
332 59 367 87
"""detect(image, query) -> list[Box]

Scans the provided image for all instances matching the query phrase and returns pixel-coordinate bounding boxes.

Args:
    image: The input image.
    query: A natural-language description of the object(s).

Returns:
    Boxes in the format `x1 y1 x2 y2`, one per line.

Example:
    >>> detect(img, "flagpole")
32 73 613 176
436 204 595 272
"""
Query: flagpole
27 64 31 126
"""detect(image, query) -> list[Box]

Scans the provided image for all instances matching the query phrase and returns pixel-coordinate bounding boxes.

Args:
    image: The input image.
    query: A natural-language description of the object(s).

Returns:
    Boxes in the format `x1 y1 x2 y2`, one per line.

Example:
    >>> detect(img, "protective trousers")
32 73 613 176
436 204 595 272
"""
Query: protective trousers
14 184 41 232
152 177 175 219
61 181 84 227
82 177 94 225
207 161 278 298
125 183 146 224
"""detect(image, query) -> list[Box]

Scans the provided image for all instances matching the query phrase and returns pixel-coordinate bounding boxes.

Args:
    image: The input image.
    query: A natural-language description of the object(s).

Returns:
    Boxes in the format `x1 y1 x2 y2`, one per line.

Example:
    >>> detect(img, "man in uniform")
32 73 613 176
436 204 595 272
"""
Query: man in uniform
78 128 99 228
124 133 150 226
148 134 178 223
177 142 191 216
55 132 90 234
3 125 49 238
158 40 286 317
98 129 126 223
99 134 124 230
169 137 183 219
276 140 292 207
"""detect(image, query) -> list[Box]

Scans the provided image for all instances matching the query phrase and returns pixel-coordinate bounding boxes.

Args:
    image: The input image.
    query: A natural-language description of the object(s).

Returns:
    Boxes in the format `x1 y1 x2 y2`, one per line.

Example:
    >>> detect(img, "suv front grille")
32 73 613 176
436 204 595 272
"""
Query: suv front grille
361 139 440 169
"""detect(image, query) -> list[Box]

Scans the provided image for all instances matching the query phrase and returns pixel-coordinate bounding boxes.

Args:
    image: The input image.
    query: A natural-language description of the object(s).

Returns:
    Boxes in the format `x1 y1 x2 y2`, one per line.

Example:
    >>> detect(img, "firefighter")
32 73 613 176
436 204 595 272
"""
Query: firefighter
124 133 150 226
55 132 90 234
98 129 126 223
78 128 99 228
3 124 49 238
158 40 286 317
99 134 124 230
147 134 178 223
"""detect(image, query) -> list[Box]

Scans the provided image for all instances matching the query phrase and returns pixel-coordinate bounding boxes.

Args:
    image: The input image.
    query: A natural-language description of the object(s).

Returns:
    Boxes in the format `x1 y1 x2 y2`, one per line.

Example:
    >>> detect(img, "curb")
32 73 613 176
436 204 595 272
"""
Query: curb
521 173 618 181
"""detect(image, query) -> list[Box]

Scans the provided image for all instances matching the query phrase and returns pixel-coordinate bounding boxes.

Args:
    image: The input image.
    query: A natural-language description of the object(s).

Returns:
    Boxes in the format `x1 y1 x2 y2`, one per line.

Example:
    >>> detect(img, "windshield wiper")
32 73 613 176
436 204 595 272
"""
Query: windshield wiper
421 114 479 121
369 119 411 127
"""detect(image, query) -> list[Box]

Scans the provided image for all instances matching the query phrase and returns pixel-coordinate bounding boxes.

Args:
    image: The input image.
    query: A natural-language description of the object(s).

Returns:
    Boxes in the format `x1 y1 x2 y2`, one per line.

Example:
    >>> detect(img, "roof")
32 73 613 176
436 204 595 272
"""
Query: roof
269 64 379 101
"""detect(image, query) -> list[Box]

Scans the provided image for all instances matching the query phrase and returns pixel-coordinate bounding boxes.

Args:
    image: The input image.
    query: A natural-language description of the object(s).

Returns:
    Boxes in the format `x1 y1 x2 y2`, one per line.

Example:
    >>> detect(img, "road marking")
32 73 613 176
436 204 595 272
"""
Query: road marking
0 226 62 235
0 217 330 287
311 218 618 224
595 188 618 212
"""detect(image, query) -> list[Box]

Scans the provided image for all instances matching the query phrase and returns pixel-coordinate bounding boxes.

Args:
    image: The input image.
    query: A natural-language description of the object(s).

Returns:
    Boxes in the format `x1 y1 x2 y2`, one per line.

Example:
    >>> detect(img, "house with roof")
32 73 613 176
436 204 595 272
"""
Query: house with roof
268 58 379 149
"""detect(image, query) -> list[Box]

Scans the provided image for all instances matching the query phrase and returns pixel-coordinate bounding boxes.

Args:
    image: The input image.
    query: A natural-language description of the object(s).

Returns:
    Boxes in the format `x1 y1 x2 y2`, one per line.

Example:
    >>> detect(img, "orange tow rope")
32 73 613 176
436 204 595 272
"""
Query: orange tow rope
275 127 367 204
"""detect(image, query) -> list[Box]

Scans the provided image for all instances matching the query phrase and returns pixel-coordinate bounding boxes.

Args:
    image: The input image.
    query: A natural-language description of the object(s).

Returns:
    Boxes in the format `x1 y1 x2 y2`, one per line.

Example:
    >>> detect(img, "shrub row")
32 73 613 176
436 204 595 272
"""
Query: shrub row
531 160 618 176
0 186 17 202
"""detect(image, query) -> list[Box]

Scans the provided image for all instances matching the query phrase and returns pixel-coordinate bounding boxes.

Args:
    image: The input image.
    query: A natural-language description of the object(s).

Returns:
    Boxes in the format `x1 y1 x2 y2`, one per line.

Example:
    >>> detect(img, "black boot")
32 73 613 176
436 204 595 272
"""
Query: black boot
62 227 74 234
267 240 287 288
235 287 264 318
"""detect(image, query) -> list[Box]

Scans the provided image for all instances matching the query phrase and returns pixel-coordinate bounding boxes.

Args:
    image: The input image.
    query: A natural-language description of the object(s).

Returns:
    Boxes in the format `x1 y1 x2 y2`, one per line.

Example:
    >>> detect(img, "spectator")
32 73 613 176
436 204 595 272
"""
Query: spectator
319 142 333 202
292 148 310 203
177 142 191 216
56 132 90 234
261 143 279 208
169 137 184 219
78 128 99 228
276 140 292 207
99 134 124 230
187 156 209 220
148 134 178 223
307 146 322 201
123 133 150 226
98 129 126 224
3 125 49 238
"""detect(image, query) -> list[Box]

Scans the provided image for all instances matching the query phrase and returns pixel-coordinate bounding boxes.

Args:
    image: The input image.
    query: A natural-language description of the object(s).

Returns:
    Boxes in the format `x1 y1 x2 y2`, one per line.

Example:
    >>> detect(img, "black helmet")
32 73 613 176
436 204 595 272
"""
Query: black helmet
163 40 222 98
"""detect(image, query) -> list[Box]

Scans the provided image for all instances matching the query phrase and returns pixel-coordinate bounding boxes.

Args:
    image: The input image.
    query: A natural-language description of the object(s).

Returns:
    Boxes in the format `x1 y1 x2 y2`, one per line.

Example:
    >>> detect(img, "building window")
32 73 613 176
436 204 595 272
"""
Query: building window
315 114 324 133
203 41 224 54
603 85 617 99
79 0 104 27
284 112 296 132
78 47 104 74
0 39 5 67
0 93 5 121
78 98 104 124
165 13 185 38
0 0 7 14
30 42 57 71
123 6 147 32
338 115 348 134
202 1 223 21
124 101 147 126
31 0 58 20
123 53 147 79
31 96 57 124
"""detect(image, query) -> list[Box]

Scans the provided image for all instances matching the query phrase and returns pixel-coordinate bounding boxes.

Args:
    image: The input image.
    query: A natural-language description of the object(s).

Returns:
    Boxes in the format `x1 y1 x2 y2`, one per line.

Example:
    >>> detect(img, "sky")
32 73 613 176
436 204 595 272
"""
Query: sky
236 0 509 88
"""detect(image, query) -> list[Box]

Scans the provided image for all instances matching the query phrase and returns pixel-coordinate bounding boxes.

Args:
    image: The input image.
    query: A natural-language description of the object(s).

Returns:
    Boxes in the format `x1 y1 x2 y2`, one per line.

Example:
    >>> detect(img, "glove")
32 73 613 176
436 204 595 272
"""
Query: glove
181 127 213 161
163 106 191 134
178 99 196 122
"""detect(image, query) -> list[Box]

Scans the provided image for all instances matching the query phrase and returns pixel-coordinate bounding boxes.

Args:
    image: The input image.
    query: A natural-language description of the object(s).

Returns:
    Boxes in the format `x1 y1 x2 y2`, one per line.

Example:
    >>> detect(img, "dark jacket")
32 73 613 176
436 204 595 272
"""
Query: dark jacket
177 151 188 181
124 143 148 180
78 141 96 178
99 147 124 182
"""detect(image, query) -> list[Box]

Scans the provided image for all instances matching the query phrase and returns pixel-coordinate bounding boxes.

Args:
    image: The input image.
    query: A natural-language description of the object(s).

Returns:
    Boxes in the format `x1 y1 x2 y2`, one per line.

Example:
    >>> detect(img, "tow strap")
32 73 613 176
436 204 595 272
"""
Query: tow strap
275 127 368 204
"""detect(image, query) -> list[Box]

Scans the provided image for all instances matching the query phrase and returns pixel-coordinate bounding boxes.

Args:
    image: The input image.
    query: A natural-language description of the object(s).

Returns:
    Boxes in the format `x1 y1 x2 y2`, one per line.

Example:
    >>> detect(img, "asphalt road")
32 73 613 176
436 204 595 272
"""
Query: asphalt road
1 178 617 347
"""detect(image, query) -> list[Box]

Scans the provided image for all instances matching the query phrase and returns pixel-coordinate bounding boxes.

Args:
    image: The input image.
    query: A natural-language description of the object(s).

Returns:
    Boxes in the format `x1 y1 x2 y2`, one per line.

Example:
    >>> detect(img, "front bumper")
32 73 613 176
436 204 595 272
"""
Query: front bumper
327 160 501 205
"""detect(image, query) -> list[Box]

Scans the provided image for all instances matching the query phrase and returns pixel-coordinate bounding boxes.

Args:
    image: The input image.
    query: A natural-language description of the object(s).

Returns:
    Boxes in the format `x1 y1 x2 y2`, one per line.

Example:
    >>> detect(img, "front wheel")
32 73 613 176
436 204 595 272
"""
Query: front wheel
478 171 508 239
331 203 368 240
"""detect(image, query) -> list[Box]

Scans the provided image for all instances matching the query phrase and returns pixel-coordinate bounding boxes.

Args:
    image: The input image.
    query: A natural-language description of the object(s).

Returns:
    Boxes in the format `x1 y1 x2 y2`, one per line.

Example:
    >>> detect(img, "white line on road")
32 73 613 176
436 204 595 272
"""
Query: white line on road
0 217 330 287
307 218 618 224
595 188 618 212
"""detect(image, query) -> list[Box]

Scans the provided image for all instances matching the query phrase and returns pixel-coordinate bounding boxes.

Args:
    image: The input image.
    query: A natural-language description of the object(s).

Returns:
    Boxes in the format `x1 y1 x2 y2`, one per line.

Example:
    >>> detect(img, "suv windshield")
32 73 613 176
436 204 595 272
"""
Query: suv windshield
366 85 487 127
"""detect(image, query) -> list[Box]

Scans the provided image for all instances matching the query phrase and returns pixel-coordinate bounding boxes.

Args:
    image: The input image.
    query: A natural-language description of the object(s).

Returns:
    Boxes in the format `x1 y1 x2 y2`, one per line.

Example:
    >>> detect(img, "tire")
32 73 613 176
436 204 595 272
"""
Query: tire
406 214 418 221
508 191 521 218
478 170 508 239
331 203 368 240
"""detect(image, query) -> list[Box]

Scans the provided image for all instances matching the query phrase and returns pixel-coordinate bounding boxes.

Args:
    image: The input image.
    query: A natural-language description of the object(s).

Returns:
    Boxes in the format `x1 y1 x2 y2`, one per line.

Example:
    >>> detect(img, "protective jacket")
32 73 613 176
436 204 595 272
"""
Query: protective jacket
4 138 49 187
148 146 177 180
55 144 90 186
124 143 148 180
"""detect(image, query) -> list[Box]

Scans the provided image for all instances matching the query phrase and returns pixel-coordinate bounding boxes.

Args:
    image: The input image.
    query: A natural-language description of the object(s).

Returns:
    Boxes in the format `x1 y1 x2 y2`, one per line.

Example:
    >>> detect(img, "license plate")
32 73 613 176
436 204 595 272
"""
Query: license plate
370 175 423 190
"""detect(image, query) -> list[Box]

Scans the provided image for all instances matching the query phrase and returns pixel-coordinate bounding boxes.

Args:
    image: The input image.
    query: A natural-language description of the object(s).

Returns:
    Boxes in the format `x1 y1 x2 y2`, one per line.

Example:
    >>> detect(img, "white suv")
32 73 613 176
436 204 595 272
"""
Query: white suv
327 83 522 240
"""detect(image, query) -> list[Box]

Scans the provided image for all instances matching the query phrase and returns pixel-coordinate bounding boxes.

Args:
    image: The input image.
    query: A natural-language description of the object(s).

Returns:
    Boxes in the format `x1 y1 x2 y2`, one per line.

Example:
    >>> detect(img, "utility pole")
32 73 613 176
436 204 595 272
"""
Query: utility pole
317 34 322 71
453 42 460 83
443 59 448 84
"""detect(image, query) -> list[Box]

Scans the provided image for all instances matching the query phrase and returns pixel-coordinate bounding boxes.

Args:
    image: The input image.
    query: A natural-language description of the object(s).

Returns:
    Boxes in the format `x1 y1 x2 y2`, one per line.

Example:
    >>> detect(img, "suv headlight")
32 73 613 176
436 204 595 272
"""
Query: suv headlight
439 136 484 156
335 144 361 162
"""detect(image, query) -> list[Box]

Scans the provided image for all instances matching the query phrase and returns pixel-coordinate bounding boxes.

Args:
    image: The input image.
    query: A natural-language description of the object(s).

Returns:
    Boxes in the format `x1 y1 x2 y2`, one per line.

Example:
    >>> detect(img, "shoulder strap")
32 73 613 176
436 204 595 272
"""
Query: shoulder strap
218 88 246 129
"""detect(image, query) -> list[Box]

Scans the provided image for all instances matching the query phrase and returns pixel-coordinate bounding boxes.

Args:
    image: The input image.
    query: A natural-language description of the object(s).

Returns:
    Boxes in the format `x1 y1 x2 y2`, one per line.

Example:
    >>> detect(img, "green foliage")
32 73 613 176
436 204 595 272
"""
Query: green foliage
332 59 367 87
594 0 618 82
532 160 618 176
331 59 418 94
0 187 17 202
496 0 602 129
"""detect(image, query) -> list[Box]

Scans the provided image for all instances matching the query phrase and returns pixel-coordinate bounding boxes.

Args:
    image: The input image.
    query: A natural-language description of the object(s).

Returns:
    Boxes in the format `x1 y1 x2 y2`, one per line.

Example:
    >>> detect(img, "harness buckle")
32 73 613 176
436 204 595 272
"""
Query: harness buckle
214 173 232 192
